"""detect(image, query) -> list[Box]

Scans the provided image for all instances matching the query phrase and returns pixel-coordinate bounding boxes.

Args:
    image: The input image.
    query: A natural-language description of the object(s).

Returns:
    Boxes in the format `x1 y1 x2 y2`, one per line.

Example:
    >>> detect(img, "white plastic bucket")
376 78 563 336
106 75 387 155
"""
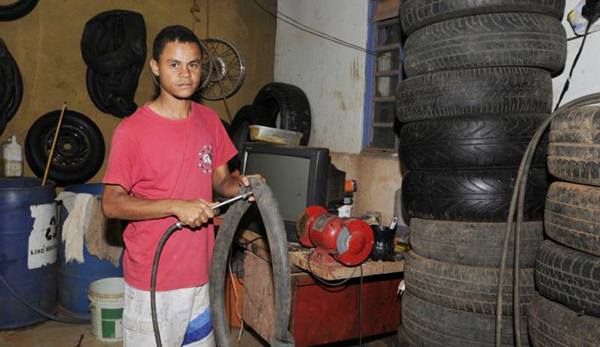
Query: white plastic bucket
88 277 124 342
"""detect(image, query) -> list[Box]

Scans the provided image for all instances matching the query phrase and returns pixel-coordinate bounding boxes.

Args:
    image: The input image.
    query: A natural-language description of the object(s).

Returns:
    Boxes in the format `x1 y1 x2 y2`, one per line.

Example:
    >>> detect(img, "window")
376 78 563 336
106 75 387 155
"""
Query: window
364 0 401 152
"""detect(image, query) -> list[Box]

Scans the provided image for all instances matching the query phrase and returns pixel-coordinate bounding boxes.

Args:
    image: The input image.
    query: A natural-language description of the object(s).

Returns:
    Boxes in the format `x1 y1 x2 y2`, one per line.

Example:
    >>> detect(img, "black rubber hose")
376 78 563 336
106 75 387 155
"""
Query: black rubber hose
494 91 600 346
210 178 295 347
150 221 184 347
0 272 88 324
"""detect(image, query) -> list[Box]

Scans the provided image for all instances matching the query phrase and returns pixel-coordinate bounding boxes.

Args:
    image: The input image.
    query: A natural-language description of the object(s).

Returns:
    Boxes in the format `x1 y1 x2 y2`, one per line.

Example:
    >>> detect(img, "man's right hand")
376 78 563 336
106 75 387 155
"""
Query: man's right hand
171 199 215 228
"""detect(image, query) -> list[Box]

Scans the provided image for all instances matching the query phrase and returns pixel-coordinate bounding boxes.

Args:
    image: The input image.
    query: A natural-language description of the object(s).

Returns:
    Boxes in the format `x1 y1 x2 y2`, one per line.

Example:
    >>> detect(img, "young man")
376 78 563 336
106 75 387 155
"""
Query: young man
102 25 248 346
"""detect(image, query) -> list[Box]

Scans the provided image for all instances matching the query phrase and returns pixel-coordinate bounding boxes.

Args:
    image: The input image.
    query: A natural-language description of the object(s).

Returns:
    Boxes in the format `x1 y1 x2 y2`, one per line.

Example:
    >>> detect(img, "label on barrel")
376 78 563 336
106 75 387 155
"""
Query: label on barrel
27 203 58 269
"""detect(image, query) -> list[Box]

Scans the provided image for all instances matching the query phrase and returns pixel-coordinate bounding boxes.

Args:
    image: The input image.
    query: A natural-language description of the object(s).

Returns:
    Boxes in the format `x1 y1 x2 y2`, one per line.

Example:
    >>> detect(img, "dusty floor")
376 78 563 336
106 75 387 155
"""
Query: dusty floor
0 320 398 347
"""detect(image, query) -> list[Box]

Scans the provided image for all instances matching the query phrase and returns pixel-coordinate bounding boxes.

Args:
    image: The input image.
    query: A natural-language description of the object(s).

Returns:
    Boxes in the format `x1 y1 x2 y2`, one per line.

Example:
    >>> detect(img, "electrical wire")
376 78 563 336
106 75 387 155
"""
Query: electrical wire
306 250 358 287
252 0 380 58
227 253 244 343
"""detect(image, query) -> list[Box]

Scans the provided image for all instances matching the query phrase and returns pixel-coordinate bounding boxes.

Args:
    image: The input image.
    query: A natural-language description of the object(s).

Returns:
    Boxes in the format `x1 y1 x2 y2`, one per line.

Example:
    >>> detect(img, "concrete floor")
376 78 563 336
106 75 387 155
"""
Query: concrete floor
0 321 398 347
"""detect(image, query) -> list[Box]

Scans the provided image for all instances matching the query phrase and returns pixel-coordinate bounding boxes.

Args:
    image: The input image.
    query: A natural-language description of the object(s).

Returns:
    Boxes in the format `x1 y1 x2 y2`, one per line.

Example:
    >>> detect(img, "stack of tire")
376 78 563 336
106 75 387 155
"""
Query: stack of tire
395 1 567 345
527 106 600 346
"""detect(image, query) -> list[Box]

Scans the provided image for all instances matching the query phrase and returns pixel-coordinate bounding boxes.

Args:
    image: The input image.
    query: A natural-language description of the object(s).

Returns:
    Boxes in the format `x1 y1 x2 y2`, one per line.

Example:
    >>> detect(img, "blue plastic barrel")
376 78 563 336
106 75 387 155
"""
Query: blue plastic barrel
58 183 123 319
0 177 58 329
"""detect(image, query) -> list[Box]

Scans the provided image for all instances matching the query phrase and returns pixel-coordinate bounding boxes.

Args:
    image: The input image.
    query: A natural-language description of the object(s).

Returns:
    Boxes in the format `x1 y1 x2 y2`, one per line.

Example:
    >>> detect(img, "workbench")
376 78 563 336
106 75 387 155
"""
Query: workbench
235 230 404 346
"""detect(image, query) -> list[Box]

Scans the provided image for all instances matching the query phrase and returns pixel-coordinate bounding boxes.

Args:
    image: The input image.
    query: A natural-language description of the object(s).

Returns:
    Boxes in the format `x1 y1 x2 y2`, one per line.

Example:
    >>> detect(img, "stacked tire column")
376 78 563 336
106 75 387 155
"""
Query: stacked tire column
528 107 600 346
395 1 566 345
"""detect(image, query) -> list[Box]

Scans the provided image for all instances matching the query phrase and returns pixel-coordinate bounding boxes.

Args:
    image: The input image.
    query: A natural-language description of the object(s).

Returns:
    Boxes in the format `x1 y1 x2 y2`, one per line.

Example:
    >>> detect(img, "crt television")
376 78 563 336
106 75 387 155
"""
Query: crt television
242 142 345 241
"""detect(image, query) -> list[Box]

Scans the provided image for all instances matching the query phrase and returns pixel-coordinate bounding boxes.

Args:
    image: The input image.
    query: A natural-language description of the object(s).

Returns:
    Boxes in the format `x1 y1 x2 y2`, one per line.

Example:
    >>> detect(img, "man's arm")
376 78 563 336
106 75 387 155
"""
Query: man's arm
101 184 215 228
212 164 246 198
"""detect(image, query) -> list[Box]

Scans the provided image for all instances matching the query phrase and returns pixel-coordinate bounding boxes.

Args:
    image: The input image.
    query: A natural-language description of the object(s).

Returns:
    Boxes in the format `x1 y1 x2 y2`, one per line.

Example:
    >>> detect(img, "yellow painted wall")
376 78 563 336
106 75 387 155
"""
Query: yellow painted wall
0 0 276 182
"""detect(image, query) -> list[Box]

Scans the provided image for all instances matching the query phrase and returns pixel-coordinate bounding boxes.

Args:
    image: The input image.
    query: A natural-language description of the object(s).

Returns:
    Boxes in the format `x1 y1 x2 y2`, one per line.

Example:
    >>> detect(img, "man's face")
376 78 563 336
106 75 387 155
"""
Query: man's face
151 41 202 99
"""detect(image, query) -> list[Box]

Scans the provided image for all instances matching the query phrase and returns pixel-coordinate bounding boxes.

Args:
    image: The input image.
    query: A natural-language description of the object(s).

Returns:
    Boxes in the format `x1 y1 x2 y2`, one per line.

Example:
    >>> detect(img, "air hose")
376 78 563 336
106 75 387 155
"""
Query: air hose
150 177 294 347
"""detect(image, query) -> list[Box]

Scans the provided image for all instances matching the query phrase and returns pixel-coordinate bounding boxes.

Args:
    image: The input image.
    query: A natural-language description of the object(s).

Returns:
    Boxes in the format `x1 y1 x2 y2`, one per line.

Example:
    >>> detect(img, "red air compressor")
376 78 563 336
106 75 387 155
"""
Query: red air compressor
296 206 374 266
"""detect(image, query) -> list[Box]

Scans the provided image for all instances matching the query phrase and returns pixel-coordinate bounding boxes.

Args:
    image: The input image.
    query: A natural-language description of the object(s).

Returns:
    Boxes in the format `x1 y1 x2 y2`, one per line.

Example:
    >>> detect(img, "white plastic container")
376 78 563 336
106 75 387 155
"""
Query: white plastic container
249 125 303 145
88 277 125 342
1 135 23 177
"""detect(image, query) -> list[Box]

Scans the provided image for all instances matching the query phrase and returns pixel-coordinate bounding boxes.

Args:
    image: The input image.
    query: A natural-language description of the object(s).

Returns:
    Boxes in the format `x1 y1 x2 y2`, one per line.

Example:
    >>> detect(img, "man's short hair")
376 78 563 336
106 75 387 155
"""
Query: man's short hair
152 25 202 61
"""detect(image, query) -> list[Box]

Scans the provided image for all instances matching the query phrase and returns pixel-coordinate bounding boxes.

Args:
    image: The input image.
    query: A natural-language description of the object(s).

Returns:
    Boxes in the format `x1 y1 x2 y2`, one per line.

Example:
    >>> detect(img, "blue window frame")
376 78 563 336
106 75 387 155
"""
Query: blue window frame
363 0 402 152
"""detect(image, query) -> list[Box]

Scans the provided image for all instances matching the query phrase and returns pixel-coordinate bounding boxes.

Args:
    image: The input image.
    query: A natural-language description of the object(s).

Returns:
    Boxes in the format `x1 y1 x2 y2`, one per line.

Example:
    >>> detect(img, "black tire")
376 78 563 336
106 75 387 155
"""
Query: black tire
227 104 274 171
253 82 311 145
80 10 147 75
25 110 105 186
528 292 600 347
397 324 415 346
402 169 548 222
405 251 534 315
0 39 23 135
396 67 552 123
545 182 600 256
548 106 600 186
409 218 543 267
404 13 566 77
535 240 600 318
399 114 549 170
402 291 529 347
0 0 38 21
86 67 141 118
400 0 566 35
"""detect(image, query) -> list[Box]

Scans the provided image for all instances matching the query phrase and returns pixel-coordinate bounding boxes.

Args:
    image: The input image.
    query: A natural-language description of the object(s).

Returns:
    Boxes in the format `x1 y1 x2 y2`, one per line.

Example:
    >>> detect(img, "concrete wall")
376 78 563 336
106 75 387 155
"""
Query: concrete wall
0 0 276 182
274 0 402 223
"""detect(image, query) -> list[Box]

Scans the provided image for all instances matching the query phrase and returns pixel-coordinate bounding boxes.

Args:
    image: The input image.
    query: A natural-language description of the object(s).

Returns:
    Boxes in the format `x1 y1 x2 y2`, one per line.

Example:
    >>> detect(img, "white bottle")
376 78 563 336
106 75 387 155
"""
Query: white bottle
2 135 23 177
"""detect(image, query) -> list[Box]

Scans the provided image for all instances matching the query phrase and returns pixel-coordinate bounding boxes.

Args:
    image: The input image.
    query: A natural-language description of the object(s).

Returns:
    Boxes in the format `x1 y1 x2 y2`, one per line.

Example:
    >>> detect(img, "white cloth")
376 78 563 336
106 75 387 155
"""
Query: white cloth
123 283 215 347
57 191 95 263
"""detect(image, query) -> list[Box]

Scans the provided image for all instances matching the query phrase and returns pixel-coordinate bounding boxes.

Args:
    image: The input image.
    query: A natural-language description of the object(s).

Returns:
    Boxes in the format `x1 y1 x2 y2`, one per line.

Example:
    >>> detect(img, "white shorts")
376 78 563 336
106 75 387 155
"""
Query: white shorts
122 282 215 347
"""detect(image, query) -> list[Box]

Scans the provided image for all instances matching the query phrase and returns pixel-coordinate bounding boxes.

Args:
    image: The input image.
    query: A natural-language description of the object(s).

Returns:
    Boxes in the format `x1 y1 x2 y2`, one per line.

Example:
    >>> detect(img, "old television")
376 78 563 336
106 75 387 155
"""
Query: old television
241 142 345 242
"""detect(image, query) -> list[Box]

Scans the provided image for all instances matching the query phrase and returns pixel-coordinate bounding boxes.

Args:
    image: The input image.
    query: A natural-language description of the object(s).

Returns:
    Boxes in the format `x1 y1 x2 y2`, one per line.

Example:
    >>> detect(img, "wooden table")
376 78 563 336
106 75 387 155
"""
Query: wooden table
235 230 405 346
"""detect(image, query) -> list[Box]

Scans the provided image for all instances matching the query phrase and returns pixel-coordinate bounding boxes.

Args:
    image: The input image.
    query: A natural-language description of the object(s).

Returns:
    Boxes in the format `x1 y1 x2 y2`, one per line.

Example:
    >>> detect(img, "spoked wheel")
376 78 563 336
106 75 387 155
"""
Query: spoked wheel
199 38 245 100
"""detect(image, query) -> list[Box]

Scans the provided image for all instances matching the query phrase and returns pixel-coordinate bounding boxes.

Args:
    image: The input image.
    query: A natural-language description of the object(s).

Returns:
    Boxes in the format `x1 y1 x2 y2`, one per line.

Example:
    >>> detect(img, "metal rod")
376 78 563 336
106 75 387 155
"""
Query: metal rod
42 102 67 186
211 192 252 210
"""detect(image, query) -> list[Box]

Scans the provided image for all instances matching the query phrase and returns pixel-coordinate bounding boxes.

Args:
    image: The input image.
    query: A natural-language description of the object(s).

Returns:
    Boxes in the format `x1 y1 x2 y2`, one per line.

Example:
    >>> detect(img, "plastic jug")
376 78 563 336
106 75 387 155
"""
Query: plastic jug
2 135 23 177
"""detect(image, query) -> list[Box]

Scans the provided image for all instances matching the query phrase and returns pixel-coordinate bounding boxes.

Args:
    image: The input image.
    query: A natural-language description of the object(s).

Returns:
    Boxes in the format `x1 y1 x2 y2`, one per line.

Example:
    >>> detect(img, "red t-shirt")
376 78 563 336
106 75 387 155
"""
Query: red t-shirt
103 102 237 291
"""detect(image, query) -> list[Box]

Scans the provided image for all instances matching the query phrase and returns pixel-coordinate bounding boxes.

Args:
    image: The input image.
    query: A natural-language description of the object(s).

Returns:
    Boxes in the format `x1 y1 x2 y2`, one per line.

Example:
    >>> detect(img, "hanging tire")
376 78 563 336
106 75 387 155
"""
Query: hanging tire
0 0 38 21
405 251 534 315
402 291 529 347
409 218 543 267
548 106 600 186
545 182 600 256
253 82 311 145
25 110 105 186
396 67 552 123
535 240 600 318
399 114 549 170
528 292 600 347
402 169 548 222
227 104 274 171
0 39 23 135
404 13 566 77
400 0 566 35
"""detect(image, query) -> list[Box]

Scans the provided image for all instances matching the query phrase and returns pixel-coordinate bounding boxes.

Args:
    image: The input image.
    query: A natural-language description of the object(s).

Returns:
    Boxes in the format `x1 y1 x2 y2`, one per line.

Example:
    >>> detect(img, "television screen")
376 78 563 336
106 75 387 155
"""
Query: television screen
241 143 345 241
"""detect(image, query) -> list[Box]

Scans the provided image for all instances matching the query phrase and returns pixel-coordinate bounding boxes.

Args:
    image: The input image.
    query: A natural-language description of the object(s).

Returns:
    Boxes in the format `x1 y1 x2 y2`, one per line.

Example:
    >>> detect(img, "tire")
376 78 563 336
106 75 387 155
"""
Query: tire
548 106 600 186
404 13 566 77
396 67 552 123
399 114 549 170
405 251 534 315
400 0 566 35
25 110 105 186
0 0 38 21
0 39 23 135
80 10 147 75
86 67 141 118
253 82 311 145
402 169 548 222
227 104 274 171
545 182 600 256
402 291 529 347
397 324 415 346
409 218 543 267
528 292 600 347
535 240 600 317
